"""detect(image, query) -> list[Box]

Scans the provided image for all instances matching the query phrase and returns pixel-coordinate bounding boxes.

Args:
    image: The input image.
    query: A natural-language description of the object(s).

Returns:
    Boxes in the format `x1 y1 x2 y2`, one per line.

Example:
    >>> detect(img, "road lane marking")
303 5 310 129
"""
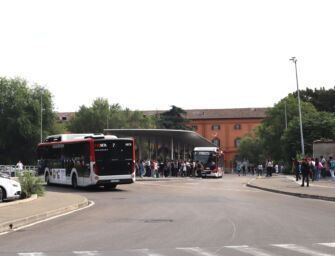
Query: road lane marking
18 253 46 256
177 247 219 256
272 244 334 256
73 251 100 255
318 243 335 248
133 249 164 256
225 245 275 256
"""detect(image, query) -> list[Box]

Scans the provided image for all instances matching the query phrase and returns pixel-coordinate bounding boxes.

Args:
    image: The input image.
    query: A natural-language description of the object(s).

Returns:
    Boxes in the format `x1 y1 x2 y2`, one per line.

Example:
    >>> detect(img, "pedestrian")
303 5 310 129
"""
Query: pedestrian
328 156 335 182
257 163 263 176
196 161 204 177
321 155 327 178
236 162 241 176
315 158 322 181
301 158 311 187
294 159 301 181
266 160 273 177
16 160 23 171
139 160 145 178
310 158 316 181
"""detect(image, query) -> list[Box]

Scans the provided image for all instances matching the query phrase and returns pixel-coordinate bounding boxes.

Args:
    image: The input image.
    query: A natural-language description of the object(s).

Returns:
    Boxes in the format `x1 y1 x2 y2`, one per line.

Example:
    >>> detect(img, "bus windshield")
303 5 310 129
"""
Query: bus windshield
94 140 133 176
193 151 216 170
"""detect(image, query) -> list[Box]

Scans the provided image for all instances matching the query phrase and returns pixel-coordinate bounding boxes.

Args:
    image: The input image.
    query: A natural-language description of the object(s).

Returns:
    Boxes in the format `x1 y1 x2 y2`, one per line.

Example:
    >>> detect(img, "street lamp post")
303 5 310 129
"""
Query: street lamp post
40 93 43 143
289 57 305 156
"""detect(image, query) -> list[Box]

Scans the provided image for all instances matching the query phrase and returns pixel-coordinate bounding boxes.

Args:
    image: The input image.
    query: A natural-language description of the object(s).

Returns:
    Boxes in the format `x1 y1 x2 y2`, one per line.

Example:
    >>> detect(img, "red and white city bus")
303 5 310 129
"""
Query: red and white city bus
192 147 224 178
37 134 136 189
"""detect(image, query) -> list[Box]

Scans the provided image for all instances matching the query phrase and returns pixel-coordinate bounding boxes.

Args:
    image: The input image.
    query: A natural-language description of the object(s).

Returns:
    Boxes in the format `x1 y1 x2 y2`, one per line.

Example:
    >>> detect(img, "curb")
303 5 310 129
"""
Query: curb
0 197 89 234
246 182 335 202
0 194 38 208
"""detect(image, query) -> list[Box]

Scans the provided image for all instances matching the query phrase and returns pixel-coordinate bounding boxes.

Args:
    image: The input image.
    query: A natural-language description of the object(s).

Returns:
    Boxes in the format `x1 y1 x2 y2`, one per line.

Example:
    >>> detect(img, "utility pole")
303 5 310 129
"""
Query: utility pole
284 101 288 130
290 57 305 156
40 93 43 143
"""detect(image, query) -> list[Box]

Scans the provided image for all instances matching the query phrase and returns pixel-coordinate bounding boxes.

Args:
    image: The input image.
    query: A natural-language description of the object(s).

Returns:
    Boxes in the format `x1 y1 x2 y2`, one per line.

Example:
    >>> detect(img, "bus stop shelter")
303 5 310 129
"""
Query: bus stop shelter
104 129 213 161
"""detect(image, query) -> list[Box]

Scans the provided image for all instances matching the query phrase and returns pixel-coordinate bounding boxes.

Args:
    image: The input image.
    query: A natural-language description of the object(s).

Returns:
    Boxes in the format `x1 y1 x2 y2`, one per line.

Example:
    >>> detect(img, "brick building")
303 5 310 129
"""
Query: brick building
184 108 267 168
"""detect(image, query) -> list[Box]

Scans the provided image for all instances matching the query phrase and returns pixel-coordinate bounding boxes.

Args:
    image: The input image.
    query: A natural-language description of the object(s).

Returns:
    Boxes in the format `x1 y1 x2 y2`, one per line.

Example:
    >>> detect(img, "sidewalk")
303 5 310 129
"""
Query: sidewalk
0 191 89 234
247 175 335 202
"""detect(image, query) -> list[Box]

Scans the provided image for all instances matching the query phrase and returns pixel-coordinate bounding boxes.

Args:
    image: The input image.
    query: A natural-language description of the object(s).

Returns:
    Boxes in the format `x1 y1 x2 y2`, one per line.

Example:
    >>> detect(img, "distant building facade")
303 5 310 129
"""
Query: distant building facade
185 108 267 169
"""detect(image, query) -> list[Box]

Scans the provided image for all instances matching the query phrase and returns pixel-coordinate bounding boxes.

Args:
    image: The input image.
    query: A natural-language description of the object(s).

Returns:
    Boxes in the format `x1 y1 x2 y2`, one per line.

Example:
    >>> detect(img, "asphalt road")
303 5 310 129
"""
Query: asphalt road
0 176 335 256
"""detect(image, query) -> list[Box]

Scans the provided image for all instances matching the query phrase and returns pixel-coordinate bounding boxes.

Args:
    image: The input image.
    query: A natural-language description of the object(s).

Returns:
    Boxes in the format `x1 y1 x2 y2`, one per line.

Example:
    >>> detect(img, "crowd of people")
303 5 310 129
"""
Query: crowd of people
135 159 205 178
293 155 335 187
136 156 335 185
235 160 284 177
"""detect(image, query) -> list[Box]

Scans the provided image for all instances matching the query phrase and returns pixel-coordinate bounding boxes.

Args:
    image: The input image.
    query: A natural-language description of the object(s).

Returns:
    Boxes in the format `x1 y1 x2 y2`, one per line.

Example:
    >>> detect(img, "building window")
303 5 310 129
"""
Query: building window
191 125 198 131
234 124 241 130
212 124 220 130
212 138 220 147
235 138 241 148
62 116 67 121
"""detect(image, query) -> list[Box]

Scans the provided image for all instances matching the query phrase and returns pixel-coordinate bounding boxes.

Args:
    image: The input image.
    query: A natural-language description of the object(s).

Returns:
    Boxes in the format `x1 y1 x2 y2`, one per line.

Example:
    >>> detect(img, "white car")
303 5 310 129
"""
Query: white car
0 174 21 202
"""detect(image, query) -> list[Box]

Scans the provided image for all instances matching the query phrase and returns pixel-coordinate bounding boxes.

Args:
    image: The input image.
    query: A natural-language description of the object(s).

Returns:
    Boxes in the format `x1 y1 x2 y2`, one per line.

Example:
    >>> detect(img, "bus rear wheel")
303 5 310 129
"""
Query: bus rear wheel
104 184 117 190
72 175 78 189
45 172 50 185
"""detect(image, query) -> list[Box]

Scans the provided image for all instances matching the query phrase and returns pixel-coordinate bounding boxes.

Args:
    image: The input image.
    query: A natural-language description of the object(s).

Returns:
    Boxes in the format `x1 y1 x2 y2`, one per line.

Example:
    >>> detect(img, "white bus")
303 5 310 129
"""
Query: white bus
37 134 136 189
192 147 224 178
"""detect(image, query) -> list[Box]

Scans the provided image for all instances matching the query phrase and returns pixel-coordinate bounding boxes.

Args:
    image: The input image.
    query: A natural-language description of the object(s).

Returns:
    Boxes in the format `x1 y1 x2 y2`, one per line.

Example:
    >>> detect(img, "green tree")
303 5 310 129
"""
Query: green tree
295 87 335 113
282 111 335 159
0 77 57 164
157 105 190 130
257 95 317 162
237 135 264 164
68 98 156 133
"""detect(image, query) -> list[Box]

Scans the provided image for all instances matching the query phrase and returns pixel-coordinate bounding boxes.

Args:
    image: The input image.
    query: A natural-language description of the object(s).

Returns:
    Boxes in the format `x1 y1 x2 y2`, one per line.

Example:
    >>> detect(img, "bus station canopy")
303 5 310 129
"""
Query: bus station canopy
104 129 214 160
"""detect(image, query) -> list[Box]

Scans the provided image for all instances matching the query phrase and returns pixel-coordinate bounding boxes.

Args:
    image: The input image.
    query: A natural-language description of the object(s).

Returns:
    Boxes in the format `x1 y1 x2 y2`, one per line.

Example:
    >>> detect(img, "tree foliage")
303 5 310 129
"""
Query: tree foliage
157 105 190 130
238 91 335 165
294 87 335 113
282 111 335 159
257 95 317 161
0 77 57 164
237 135 264 164
68 98 157 133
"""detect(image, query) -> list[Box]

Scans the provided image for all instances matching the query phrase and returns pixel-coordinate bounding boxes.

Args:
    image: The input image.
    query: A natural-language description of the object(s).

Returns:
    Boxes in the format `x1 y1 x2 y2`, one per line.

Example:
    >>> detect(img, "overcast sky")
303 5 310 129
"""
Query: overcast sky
1 0 335 112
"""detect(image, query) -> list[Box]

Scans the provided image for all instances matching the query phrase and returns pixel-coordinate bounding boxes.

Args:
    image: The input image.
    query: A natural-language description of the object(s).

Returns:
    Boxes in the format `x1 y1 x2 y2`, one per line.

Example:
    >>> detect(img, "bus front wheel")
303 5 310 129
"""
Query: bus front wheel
72 175 78 189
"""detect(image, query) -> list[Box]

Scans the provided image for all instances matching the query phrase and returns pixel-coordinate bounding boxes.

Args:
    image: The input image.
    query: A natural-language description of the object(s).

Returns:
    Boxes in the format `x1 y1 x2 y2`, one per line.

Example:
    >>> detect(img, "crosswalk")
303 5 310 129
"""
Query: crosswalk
8 242 335 256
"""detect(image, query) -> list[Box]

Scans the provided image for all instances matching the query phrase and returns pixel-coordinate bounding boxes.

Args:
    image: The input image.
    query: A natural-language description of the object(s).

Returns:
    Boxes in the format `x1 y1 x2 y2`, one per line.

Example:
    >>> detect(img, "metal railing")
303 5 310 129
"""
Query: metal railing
0 165 38 177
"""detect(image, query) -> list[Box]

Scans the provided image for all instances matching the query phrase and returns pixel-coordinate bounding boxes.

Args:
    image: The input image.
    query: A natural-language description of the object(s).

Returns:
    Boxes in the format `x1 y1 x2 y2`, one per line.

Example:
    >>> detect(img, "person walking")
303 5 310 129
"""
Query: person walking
328 156 335 182
16 161 23 171
294 159 301 181
266 160 273 177
139 160 145 178
236 162 241 176
301 158 311 187
257 163 263 176
315 158 322 181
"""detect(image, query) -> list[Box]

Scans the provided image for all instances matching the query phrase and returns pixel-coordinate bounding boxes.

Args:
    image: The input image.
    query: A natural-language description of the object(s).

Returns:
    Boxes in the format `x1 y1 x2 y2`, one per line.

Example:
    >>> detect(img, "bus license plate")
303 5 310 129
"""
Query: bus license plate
111 179 120 183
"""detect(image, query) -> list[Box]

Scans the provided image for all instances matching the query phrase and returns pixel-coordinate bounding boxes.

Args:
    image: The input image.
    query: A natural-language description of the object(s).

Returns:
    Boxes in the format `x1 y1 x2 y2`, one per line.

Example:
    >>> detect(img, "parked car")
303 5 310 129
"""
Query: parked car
0 173 21 202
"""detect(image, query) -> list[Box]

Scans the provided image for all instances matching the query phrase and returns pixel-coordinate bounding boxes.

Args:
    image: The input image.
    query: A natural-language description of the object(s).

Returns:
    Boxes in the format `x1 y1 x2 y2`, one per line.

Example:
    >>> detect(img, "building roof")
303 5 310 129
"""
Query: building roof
56 107 268 123
143 107 268 120
104 129 213 147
